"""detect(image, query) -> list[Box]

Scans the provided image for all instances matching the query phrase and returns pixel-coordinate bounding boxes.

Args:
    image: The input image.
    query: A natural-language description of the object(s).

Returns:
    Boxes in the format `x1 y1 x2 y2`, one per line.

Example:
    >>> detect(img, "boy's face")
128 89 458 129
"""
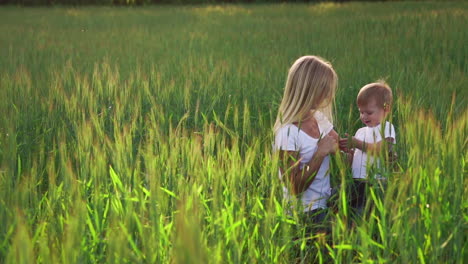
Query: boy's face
358 100 389 127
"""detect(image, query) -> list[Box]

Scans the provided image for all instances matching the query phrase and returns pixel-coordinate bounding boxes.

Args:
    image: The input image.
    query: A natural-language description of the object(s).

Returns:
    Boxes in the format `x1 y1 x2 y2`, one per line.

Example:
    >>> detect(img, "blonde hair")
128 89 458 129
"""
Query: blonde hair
274 55 337 133
357 80 393 109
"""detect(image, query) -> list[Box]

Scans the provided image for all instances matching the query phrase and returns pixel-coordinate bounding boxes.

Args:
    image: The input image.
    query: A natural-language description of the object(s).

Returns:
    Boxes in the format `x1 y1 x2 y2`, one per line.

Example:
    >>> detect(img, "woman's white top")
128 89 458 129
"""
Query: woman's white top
274 111 334 212
352 121 396 179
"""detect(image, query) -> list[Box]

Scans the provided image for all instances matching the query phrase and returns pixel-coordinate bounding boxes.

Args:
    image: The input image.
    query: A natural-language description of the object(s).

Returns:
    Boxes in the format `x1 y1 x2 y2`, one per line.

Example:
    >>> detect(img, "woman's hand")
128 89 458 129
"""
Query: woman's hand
278 130 338 195
317 134 338 156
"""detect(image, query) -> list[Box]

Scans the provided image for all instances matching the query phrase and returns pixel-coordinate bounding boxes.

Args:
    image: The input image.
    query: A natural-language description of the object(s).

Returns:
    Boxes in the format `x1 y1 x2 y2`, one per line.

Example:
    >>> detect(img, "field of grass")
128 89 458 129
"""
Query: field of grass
0 2 467 263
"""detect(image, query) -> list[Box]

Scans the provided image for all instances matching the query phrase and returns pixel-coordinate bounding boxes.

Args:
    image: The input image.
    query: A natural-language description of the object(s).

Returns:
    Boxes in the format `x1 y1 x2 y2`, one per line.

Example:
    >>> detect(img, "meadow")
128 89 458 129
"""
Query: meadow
0 2 466 263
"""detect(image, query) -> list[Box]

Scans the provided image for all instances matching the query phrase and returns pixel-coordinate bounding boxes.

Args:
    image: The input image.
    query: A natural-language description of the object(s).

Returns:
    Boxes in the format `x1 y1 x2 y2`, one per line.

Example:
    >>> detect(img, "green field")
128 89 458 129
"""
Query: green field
0 2 467 263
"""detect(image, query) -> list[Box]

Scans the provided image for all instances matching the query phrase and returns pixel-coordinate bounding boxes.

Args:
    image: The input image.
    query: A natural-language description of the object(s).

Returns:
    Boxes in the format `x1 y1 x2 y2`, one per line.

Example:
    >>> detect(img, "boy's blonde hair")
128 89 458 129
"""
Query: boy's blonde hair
357 81 393 109
274 55 337 133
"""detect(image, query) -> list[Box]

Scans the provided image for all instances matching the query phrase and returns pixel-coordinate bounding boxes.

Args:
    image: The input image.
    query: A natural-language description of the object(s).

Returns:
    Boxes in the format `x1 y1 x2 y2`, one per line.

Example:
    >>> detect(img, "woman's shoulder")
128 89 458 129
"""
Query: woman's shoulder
314 111 333 135
276 124 300 137
274 124 302 151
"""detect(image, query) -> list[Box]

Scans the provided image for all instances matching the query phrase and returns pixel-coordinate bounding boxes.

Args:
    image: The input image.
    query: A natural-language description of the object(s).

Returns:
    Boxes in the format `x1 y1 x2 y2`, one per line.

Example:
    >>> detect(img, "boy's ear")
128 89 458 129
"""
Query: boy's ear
383 103 391 113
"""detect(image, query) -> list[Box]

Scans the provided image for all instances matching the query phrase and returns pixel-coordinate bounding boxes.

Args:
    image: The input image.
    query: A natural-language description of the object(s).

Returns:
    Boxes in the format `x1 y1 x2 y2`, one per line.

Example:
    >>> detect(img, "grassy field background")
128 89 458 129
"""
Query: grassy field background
0 2 466 263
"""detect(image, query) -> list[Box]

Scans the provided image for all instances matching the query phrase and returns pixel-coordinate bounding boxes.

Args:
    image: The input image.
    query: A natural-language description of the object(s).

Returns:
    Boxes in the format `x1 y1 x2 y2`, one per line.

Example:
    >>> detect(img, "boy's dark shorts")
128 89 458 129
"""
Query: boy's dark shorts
349 178 387 216
350 179 367 211
300 208 330 235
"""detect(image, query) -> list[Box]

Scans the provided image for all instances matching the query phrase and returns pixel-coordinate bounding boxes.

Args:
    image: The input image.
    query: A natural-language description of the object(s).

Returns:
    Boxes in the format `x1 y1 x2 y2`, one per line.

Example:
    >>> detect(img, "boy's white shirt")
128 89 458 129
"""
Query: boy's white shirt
351 121 396 179
274 111 334 212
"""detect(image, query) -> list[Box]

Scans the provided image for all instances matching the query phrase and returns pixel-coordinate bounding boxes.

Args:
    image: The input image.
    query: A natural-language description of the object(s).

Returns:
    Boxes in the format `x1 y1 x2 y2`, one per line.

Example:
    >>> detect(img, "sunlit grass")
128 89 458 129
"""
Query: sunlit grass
0 2 466 263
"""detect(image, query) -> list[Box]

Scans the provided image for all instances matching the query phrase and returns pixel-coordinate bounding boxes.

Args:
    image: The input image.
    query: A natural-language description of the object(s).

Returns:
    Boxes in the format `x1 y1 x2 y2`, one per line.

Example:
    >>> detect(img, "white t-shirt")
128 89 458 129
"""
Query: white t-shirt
274 111 334 212
351 121 396 179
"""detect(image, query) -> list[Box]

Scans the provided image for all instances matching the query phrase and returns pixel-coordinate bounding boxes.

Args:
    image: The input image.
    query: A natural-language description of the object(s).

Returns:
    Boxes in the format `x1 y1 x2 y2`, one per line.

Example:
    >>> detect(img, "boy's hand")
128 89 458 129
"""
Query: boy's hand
339 133 352 153
338 137 347 151
385 137 397 164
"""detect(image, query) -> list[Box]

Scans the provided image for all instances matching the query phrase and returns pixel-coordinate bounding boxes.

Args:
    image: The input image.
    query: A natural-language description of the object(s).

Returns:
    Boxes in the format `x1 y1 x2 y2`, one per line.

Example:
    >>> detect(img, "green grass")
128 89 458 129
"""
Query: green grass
0 2 467 263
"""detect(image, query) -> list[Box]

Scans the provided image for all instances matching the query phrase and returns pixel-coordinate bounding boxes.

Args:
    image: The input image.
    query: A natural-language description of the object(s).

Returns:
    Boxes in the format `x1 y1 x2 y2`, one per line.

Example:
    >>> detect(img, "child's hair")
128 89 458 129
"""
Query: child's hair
357 80 393 109
274 55 338 133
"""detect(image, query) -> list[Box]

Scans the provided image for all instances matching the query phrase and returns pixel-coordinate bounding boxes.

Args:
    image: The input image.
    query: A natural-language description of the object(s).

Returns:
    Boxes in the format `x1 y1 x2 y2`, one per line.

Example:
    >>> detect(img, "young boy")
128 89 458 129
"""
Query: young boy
339 81 396 216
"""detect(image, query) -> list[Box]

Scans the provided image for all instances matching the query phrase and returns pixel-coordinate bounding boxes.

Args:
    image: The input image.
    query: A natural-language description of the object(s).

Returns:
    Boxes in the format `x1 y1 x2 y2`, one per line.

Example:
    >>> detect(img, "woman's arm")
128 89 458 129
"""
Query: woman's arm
328 129 339 142
278 134 337 195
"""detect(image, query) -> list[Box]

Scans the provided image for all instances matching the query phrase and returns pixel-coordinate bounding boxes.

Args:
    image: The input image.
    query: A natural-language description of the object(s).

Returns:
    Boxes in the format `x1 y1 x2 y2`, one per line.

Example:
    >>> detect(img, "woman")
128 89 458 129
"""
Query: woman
274 55 339 224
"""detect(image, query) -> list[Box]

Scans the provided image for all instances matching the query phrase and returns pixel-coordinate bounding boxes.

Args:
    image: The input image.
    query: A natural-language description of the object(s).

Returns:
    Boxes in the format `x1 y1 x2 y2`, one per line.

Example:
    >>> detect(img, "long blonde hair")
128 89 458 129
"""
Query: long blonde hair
274 55 337 133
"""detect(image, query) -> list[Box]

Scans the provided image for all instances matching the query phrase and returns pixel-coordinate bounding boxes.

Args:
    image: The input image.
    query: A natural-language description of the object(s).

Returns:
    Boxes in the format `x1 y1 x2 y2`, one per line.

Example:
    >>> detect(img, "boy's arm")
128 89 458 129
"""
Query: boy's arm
352 137 395 155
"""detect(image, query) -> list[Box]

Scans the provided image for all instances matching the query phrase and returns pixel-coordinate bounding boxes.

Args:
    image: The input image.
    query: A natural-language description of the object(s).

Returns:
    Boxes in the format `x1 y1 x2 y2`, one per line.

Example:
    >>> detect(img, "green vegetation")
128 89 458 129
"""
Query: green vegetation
0 0 426 7
0 2 466 263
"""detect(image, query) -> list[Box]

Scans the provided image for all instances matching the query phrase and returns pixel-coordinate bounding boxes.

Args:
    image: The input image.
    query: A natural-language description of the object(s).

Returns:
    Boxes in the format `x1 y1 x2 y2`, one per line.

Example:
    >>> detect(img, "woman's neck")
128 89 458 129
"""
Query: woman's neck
294 112 320 139
302 110 316 122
